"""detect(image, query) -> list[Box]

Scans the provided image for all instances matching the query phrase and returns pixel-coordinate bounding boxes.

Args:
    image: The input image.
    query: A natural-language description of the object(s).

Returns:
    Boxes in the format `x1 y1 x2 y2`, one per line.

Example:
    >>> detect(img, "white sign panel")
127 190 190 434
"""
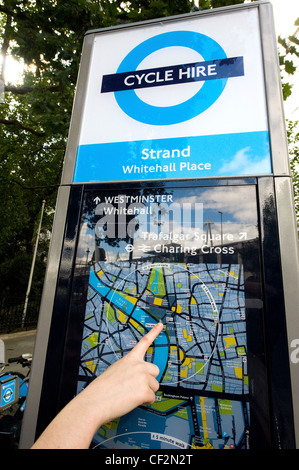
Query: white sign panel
73 7 272 183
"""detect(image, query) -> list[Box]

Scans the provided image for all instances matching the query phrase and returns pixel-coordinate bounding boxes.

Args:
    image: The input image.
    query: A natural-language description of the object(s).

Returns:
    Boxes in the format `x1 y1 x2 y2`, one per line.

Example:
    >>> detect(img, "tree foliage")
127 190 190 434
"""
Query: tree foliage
278 17 299 230
278 17 299 100
287 119 299 227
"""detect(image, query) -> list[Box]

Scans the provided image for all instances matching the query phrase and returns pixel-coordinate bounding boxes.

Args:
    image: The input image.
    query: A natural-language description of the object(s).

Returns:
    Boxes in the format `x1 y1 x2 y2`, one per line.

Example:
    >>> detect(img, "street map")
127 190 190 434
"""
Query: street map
77 259 250 449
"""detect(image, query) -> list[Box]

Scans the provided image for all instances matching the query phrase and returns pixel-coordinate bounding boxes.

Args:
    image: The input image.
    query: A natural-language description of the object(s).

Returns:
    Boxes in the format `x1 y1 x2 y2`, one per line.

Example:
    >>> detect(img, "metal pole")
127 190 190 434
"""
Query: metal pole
22 200 46 328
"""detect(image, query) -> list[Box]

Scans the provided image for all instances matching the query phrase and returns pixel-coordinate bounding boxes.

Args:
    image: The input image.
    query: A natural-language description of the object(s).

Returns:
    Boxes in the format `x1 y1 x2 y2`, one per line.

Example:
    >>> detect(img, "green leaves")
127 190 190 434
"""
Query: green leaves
278 18 299 102
287 119 299 230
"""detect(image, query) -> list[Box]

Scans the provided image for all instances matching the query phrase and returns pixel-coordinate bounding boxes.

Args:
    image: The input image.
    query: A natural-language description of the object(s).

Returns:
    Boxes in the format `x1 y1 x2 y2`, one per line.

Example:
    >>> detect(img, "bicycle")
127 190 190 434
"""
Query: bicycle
0 339 32 449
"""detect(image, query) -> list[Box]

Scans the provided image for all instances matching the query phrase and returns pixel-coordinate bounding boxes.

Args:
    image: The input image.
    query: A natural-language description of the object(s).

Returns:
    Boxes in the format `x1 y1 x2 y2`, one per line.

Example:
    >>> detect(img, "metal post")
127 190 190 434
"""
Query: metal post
22 200 46 328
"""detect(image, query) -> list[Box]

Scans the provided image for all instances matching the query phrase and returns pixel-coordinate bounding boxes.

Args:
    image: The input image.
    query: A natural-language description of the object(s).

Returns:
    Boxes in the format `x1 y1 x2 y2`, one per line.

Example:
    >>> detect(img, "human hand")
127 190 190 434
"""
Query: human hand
31 322 164 449
79 321 164 426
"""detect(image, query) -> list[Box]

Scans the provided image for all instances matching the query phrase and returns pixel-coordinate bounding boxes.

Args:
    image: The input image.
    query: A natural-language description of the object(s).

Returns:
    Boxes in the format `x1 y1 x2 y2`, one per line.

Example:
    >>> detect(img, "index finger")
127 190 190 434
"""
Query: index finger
130 322 164 359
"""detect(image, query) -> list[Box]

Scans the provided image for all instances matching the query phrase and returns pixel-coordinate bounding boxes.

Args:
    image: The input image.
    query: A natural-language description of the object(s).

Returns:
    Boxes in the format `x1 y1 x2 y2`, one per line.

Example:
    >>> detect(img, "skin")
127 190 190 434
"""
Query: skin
31 322 164 449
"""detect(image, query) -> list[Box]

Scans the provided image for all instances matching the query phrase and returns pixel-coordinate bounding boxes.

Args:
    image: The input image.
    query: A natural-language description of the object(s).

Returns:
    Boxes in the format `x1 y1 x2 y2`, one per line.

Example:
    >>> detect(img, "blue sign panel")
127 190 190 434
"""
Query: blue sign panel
102 57 244 94
74 130 271 182
1 378 17 408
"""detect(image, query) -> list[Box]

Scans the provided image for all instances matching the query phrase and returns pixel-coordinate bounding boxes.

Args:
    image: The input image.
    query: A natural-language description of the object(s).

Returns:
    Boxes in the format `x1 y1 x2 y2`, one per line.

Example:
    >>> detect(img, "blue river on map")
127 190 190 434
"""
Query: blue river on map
89 269 168 381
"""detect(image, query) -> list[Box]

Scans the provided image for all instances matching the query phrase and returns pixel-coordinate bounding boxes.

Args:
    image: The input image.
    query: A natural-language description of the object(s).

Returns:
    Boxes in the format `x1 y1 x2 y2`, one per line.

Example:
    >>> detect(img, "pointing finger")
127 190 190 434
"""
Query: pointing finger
129 322 164 359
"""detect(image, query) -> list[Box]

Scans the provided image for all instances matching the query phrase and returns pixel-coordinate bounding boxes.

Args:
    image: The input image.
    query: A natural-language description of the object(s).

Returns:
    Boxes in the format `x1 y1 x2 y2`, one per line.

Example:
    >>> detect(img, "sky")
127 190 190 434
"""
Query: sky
270 0 298 36
270 0 299 120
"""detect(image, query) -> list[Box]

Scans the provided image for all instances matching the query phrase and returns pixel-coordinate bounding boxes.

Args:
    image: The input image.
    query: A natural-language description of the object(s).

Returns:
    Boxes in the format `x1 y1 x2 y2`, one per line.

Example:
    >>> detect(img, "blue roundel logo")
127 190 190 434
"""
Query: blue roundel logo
114 31 228 126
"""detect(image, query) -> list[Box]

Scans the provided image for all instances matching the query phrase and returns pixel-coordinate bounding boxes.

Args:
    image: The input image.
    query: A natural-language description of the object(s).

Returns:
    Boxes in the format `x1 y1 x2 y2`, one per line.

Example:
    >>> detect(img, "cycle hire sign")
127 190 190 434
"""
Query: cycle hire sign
0 376 19 410
73 7 272 183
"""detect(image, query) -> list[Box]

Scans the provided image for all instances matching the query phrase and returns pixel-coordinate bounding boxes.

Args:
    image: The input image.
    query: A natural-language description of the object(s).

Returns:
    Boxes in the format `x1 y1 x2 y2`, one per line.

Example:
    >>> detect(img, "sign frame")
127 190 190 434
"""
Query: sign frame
19 1 299 449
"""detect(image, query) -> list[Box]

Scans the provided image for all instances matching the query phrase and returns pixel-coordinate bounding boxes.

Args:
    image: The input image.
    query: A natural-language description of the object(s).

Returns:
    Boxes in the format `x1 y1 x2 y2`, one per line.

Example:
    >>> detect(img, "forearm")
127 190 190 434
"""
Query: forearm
31 390 102 449
31 323 163 450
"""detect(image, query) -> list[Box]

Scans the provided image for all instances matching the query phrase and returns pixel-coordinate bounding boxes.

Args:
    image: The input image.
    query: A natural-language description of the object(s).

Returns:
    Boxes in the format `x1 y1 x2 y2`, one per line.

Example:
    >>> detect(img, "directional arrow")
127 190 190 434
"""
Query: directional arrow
239 232 247 240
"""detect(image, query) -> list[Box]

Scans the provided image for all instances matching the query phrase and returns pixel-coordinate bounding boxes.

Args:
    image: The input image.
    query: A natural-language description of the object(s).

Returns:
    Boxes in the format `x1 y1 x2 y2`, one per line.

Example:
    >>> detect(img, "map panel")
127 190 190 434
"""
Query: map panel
74 185 261 449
